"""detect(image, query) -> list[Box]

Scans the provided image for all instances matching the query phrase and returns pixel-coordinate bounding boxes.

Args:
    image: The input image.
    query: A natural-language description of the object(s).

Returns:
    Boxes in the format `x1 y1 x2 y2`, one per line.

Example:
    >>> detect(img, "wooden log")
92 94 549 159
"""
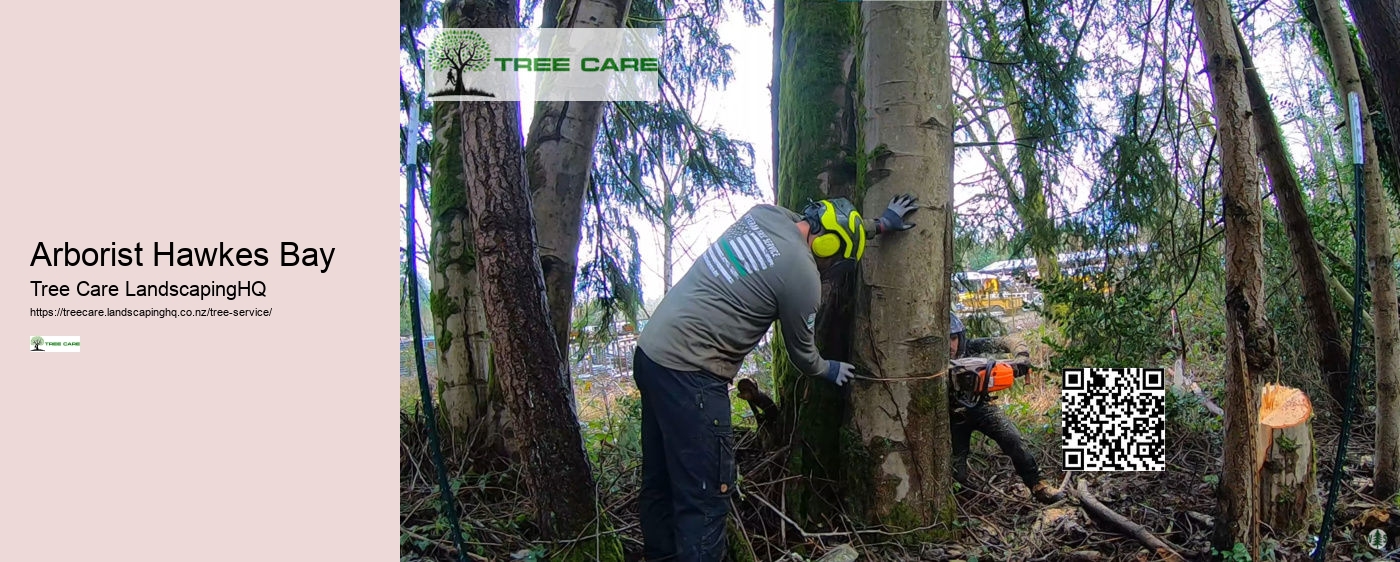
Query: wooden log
1257 384 1317 535
1073 480 1185 562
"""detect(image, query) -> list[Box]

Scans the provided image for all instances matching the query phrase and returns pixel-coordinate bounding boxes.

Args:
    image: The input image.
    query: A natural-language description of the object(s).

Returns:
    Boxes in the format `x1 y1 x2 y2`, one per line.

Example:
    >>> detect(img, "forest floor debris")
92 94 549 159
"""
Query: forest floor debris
402 313 1392 561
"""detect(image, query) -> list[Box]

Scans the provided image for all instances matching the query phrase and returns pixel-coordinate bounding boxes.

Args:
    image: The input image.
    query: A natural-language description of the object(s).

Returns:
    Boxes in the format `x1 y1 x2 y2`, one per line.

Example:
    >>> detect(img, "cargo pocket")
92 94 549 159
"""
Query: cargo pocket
715 427 735 497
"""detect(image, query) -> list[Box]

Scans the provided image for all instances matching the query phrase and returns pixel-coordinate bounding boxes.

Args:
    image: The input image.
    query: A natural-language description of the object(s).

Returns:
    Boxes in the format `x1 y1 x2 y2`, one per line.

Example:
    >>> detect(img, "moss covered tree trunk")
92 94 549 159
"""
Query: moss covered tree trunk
526 0 632 362
846 0 955 534
1190 0 1276 555
771 0 860 529
1315 0 1400 502
1233 23 1350 409
428 2 505 453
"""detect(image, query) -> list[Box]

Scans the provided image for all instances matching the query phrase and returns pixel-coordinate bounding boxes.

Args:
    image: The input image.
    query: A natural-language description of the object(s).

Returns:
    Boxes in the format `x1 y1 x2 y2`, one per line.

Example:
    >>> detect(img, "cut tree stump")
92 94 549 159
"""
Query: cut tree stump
1256 384 1317 536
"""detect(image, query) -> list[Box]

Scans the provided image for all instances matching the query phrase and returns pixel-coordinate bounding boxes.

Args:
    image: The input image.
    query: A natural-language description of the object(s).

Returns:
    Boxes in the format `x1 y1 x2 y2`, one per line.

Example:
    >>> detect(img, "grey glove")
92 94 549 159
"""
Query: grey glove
876 193 919 234
823 361 855 386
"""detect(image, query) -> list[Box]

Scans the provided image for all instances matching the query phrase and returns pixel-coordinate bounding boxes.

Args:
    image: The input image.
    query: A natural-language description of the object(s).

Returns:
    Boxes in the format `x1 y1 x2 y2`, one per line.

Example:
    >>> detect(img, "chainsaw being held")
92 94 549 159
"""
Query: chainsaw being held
950 353 1031 409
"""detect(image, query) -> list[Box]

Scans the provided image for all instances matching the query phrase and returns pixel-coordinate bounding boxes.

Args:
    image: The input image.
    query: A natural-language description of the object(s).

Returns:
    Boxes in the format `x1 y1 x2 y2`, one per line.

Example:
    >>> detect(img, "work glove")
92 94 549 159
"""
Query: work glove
823 361 855 386
875 193 920 234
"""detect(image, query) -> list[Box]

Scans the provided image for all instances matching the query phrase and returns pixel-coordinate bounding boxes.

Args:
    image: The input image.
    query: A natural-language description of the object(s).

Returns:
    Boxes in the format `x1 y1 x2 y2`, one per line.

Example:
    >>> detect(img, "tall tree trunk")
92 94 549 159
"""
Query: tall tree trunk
1315 0 1400 502
429 4 506 452
771 0 783 197
456 0 617 553
847 0 955 535
526 0 632 363
430 127 505 450
1190 0 1276 555
1233 23 1350 409
772 0 859 528
1344 0 1400 196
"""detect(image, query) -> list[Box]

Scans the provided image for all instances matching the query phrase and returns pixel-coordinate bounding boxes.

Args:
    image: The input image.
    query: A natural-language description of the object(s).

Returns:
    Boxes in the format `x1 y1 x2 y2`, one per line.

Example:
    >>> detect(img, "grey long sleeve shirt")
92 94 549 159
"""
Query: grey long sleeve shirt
638 204 828 380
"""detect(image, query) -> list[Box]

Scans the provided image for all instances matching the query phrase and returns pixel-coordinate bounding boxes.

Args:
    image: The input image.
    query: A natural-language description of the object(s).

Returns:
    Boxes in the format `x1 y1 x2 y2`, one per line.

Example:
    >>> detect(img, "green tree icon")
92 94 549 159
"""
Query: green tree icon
30 336 44 351
429 30 496 97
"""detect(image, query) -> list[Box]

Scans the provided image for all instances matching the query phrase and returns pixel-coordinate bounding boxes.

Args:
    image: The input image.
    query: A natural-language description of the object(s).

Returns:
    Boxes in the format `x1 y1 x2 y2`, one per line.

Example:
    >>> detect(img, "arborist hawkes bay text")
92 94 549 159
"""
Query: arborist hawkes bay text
27 241 336 301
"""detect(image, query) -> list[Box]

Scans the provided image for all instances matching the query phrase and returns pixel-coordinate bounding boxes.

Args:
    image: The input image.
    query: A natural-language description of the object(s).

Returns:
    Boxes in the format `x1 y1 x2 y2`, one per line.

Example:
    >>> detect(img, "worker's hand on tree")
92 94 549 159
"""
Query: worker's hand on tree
823 361 855 386
876 193 920 234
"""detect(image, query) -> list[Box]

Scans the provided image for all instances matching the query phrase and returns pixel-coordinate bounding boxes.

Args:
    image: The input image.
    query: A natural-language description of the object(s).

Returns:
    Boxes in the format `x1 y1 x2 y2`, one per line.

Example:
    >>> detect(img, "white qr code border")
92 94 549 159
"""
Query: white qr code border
1061 367 1166 472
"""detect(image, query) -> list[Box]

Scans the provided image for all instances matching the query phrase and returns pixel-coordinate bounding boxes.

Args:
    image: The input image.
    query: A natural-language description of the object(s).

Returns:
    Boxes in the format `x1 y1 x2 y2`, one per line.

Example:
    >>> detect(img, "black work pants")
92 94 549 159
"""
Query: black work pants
633 348 735 562
951 401 1042 489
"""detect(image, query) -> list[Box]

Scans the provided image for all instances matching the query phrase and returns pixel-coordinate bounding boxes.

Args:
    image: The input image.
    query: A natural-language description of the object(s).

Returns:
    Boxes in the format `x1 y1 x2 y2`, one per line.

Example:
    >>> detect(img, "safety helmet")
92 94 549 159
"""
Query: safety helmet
950 312 966 359
802 198 867 261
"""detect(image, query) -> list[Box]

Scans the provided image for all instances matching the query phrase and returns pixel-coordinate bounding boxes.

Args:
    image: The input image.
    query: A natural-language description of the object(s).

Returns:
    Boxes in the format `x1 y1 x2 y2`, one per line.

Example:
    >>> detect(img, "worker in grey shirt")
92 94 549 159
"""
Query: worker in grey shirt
633 194 919 561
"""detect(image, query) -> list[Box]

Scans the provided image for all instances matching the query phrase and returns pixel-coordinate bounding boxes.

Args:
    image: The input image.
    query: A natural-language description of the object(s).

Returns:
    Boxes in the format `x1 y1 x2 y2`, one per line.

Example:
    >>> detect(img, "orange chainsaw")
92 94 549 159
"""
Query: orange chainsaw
950 354 1030 408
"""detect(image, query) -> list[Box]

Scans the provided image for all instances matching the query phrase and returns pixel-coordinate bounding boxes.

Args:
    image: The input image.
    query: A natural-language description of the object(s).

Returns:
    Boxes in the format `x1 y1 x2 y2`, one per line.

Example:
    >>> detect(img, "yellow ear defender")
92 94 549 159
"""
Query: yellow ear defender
802 198 867 261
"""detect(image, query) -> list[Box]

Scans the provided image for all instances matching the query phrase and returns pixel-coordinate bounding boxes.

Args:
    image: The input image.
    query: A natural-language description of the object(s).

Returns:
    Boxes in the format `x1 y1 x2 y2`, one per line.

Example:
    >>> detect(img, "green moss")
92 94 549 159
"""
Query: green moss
726 518 757 562
776 0 858 209
428 290 461 353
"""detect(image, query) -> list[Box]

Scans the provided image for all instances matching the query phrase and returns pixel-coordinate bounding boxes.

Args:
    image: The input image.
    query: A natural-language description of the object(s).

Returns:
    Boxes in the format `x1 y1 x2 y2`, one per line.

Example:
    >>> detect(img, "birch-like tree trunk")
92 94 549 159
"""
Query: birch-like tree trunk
1189 0 1277 555
1315 0 1400 502
527 0 632 359
847 0 955 533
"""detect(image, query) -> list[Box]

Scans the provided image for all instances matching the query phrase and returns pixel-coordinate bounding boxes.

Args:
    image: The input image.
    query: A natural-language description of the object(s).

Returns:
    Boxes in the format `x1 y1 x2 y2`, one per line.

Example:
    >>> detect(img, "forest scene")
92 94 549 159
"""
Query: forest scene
399 0 1400 560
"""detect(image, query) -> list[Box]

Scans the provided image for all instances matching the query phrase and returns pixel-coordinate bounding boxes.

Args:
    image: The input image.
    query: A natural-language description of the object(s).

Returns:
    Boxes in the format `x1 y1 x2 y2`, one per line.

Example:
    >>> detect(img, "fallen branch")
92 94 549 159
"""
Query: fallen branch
1180 371 1224 417
1072 480 1184 562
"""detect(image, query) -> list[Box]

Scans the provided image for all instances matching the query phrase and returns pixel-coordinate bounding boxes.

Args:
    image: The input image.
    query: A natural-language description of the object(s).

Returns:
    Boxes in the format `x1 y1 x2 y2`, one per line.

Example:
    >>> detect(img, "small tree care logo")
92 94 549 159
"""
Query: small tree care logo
29 335 80 352
428 29 495 99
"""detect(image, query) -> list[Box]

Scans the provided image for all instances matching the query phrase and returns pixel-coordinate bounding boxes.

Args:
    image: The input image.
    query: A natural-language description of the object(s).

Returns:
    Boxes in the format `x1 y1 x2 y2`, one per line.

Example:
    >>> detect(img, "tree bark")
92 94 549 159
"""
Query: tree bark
1349 0 1400 498
1345 0 1400 167
526 0 632 363
1233 23 1350 409
456 0 612 548
1258 422 1317 536
429 3 506 453
847 0 955 535
1190 0 1275 555
1315 0 1400 502
771 0 783 196
772 0 859 528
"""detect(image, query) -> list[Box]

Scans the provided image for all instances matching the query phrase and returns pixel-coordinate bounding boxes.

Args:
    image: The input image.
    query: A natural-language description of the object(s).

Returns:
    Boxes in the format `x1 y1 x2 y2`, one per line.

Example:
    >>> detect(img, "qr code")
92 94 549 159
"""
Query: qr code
1061 368 1166 471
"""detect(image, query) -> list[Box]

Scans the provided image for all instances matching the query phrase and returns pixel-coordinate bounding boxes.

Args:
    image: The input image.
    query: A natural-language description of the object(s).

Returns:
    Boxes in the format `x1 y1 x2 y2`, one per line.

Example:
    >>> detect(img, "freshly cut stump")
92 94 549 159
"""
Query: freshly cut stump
1256 384 1317 536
